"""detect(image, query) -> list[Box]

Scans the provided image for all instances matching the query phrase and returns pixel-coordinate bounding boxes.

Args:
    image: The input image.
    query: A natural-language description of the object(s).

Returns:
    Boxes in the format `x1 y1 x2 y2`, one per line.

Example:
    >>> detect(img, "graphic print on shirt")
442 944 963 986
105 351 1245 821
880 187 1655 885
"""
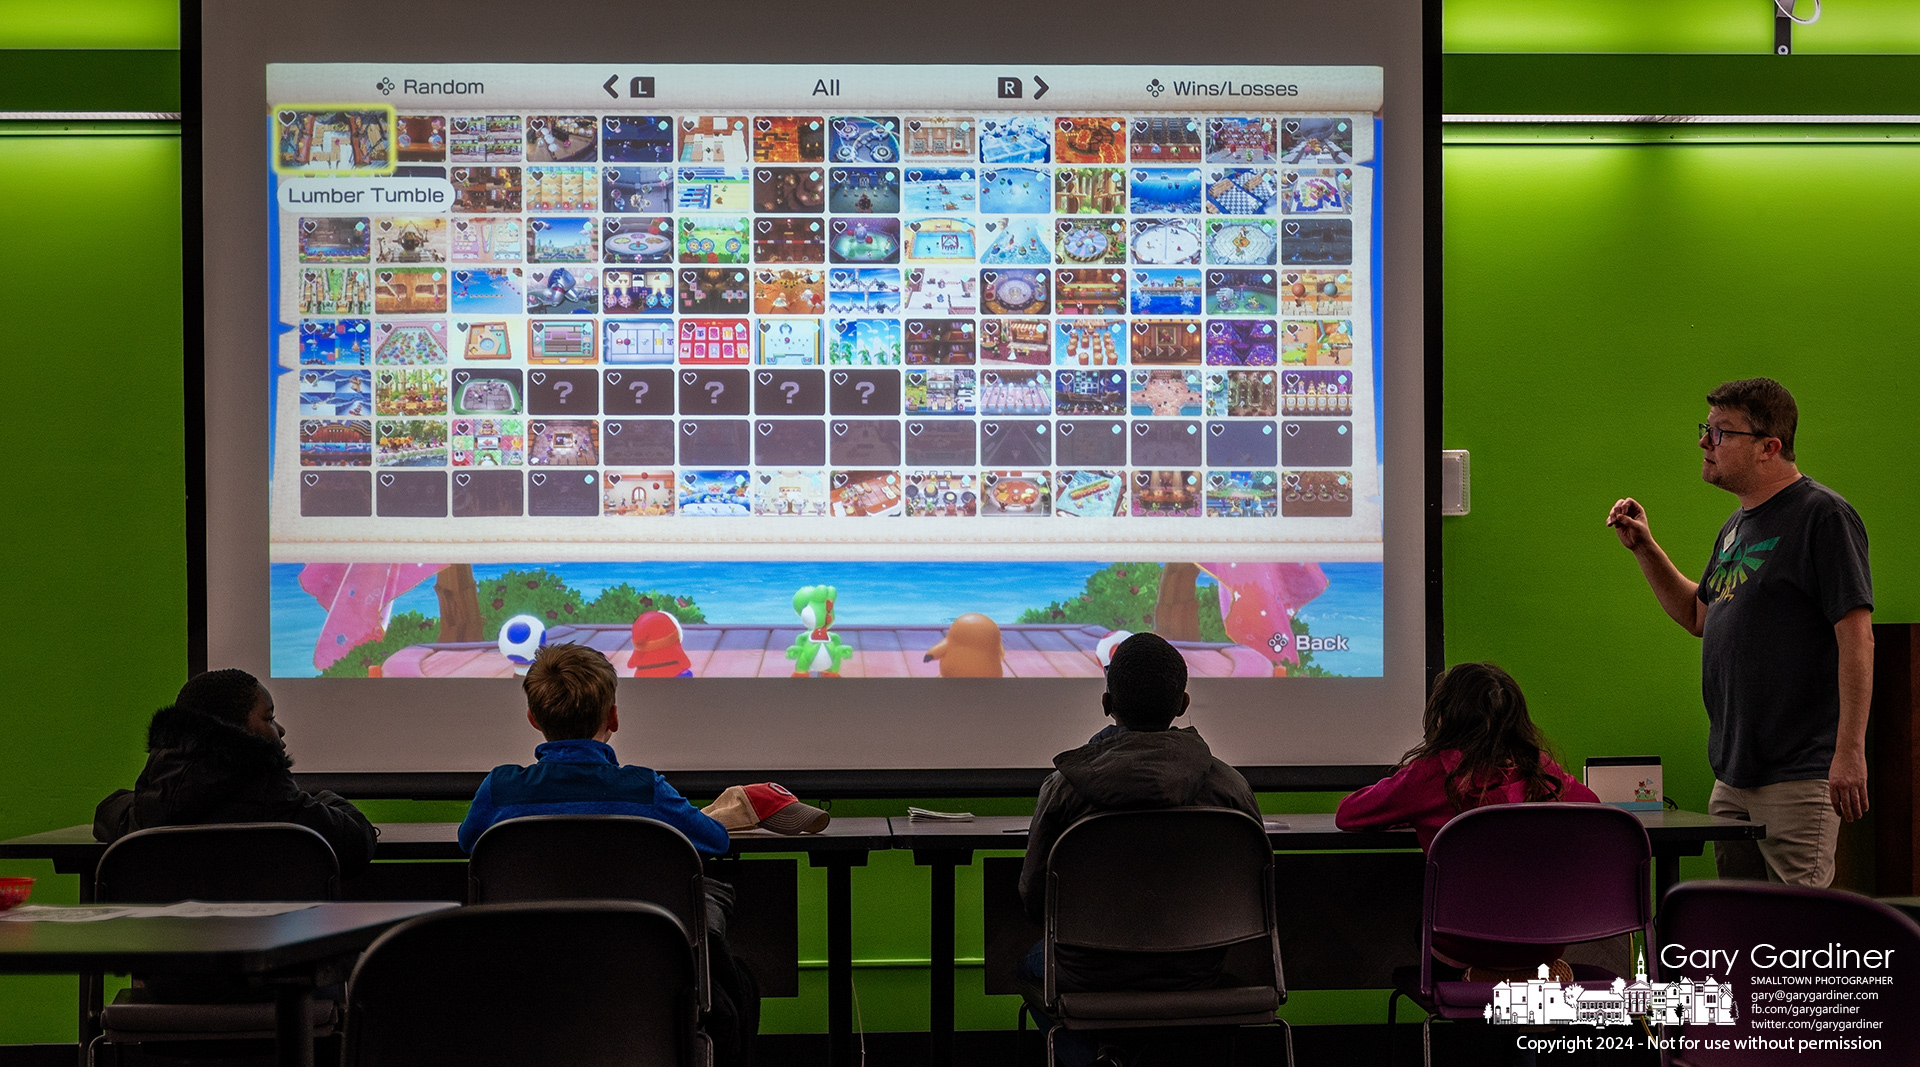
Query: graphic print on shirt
1705 527 1780 601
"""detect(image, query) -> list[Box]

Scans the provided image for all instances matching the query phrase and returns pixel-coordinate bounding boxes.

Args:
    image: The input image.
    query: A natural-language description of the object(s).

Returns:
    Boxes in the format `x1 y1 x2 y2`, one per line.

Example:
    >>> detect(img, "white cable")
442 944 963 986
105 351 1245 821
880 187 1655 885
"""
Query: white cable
1774 0 1821 25
852 974 866 1067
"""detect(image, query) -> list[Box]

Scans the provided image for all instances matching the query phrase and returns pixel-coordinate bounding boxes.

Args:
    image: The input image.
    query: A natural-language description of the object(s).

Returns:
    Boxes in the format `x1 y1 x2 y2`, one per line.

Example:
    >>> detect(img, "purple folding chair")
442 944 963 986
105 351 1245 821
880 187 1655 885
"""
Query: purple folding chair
1386 803 1653 1066
1657 882 1920 1066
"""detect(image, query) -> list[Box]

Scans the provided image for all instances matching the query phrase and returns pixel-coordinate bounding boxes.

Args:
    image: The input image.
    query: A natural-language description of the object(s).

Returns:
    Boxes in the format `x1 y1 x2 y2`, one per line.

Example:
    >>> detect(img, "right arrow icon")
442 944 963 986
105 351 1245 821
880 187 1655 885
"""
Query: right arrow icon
1032 76 1049 100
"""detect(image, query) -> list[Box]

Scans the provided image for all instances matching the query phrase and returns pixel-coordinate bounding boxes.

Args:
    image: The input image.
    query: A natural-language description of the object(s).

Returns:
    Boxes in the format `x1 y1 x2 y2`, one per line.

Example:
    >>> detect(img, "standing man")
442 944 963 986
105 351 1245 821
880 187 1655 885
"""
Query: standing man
1607 378 1872 886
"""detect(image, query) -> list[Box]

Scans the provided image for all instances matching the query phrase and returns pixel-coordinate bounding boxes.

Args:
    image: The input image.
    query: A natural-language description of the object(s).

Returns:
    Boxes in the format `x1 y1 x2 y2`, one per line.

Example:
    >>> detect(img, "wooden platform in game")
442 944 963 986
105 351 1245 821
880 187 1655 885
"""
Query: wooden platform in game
376 622 1274 678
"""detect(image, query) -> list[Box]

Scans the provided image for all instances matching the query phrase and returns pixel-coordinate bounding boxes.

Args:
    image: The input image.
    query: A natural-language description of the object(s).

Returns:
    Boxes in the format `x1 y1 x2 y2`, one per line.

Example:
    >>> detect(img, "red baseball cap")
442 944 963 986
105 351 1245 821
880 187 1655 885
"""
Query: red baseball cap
743 783 831 835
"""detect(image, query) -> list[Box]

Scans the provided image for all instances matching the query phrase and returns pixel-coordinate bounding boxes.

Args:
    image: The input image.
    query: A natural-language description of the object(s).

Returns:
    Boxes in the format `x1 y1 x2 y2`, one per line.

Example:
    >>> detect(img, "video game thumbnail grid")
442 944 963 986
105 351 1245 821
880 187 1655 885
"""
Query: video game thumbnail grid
275 108 1375 528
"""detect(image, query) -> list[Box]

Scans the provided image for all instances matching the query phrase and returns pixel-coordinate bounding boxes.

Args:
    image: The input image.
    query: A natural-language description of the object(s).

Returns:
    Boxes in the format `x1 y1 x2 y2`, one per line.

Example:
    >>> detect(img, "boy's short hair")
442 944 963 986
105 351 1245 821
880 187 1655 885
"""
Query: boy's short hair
176 669 263 725
523 643 618 740
1104 633 1188 730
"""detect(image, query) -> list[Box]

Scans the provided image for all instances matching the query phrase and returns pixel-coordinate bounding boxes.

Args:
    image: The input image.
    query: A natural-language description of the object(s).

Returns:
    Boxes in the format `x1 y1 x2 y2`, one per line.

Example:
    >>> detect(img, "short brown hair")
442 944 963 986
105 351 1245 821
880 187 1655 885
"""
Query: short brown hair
523 643 617 740
1707 377 1798 462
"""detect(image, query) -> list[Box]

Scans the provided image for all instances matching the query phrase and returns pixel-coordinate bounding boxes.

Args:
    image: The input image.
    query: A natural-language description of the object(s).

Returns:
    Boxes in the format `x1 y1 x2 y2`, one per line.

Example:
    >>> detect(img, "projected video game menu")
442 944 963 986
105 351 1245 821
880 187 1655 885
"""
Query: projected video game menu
268 65 1381 555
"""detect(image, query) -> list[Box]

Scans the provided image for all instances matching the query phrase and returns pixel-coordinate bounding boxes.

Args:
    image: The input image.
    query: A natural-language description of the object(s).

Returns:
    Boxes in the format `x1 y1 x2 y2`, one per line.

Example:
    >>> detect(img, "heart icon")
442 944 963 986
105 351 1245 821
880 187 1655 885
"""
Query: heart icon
455 473 472 487
757 220 772 233
1059 120 1075 132
606 371 622 385
604 219 622 234
1133 423 1149 436
1058 422 1074 436
1209 272 1224 284
756 118 773 132
1133 322 1150 334
682 371 698 384
833 371 848 384
378 220 393 232
1285 121 1300 134
531 372 548 384
907 422 923 435
454 371 471 384
1284 373 1301 387
606 422 622 435
301 220 317 233
302 472 318 486
1285 222 1301 236
1284 423 1300 437
1209 423 1225 437
983 423 999 437
758 422 774 436
532 422 547 434
832 422 849 435
683 119 697 130
605 473 622 485
757 371 774 385
982 271 998 284
530 472 547 486
1210 473 1226 488
833 473 849 487
1060 271 1075 284
681 423 697 435
832 220 848 233
374 472 396 489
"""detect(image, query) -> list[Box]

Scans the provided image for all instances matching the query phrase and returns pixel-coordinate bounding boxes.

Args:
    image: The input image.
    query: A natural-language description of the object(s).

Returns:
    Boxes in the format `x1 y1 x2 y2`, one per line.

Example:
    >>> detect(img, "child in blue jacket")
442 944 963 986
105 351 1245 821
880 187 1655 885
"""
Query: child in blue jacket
458 641 728 853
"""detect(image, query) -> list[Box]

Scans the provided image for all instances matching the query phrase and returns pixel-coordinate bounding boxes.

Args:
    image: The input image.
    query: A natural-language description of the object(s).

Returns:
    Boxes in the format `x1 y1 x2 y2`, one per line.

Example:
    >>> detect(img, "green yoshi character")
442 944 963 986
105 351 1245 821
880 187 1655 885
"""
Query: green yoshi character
786 585 853 677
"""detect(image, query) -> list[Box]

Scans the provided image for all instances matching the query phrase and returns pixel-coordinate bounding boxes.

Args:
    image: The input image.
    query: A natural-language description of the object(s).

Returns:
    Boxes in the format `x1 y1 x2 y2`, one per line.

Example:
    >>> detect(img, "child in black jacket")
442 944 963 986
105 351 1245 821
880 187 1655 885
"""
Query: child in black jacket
94 669 376 876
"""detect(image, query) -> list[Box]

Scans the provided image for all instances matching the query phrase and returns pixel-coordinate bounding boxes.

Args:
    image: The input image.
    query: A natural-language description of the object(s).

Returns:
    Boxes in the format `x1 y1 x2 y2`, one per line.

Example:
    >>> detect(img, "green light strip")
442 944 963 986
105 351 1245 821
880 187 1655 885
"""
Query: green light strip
798 957 987 971
1443 122 1920 145
0 120 179 136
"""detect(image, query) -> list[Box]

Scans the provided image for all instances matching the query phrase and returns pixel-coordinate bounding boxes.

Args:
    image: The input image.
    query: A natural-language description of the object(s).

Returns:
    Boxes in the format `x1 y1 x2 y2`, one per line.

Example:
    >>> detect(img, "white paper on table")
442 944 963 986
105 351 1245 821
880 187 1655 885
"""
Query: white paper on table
0 906 150 923
0 902 321 923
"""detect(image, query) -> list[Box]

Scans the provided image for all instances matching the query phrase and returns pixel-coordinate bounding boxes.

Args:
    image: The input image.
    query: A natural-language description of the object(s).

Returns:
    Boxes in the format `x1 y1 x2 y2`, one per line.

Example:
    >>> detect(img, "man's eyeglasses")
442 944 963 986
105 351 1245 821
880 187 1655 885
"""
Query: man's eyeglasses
1698 424 1769 447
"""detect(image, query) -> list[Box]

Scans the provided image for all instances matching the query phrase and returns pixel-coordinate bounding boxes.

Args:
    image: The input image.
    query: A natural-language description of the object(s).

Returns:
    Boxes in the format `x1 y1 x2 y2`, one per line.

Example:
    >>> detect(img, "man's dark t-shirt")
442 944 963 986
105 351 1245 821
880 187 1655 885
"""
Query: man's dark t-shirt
1696 476 1872 789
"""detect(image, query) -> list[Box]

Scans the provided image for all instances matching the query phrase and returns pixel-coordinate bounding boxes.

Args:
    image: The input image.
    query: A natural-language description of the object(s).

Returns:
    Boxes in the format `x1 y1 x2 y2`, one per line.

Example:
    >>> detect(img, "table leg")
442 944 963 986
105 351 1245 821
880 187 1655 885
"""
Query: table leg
77 866 98 1067
914 849 970 1067
810 852 868 1067
1655 850 1682 911
274 986 314 1067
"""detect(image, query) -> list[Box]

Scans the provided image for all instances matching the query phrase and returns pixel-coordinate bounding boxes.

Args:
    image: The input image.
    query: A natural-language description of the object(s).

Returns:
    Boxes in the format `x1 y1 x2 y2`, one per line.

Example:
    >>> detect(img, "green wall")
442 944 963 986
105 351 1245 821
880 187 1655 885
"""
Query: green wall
4 0 1920 1047
0 133 186 1040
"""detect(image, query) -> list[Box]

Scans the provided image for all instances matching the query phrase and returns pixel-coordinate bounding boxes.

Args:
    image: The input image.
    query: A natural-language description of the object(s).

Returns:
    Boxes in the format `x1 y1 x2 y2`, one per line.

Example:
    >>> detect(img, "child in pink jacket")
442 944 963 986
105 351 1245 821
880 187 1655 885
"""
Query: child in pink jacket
1336 662 1598 978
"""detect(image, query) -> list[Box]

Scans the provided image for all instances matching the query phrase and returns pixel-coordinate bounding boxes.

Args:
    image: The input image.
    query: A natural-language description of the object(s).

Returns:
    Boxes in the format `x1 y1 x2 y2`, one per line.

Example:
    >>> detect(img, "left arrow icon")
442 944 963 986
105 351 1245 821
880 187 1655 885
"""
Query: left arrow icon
603 75 619 99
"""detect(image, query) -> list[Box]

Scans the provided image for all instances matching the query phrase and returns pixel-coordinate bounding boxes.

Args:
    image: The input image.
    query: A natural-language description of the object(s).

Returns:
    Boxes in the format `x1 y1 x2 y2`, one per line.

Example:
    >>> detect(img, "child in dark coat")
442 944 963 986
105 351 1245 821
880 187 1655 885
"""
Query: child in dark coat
94 669 376 875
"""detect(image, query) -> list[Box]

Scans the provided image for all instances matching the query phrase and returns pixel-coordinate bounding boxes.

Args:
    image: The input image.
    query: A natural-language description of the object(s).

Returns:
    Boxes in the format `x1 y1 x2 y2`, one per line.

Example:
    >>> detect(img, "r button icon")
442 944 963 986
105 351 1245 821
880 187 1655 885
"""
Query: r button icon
997 76 1023 100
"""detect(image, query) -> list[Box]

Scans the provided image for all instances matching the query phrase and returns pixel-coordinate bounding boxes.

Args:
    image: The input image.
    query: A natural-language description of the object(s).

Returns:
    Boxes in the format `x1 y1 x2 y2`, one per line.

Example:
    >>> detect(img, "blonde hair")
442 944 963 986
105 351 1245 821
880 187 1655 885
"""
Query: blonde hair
523 643 617 740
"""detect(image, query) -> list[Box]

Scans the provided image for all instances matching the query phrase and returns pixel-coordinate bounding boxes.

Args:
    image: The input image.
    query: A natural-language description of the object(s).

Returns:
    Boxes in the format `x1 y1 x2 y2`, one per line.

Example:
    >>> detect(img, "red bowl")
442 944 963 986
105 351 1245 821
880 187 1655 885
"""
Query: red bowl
0 876 34 910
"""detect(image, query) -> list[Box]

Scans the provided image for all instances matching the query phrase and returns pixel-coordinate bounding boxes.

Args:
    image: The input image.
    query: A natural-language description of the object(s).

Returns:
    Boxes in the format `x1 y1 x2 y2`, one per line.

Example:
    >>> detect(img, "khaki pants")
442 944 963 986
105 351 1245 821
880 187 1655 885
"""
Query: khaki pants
1708 778 1839 887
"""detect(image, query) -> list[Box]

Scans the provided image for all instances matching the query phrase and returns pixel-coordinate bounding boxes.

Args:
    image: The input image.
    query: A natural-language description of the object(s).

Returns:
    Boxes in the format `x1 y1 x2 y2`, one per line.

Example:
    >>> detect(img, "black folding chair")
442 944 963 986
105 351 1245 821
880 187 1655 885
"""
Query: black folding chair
344 901 704 1067
469 814 712 1009
89 823 342 1063
1019 807 1292 1066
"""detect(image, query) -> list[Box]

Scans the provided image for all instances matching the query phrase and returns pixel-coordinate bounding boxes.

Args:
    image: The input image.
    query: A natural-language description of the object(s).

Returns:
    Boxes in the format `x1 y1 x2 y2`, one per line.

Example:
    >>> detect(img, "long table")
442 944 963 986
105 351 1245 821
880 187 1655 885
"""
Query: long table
0 819 893 1067
0 901 455 1067
890 810 1765 1067
2 811 1758 1067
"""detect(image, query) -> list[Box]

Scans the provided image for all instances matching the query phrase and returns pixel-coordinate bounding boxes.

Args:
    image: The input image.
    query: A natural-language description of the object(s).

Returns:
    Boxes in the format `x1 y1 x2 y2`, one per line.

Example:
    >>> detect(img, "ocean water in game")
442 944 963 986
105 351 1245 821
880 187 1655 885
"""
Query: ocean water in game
270 560 1384 678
